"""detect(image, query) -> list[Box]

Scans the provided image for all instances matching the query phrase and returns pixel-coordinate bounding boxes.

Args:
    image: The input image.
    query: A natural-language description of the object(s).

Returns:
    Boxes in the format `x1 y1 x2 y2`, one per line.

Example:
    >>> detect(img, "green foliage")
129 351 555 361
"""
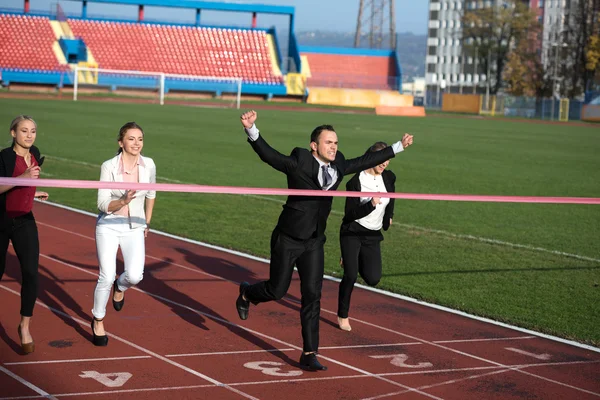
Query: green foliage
586 16 600 75
462 0 542 94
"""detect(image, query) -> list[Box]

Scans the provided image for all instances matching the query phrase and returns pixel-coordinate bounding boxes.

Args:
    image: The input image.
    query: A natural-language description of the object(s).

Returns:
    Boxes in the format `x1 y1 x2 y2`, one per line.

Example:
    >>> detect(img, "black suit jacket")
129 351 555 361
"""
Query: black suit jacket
249 135 395 240
341 169 396 236
0 145 44 217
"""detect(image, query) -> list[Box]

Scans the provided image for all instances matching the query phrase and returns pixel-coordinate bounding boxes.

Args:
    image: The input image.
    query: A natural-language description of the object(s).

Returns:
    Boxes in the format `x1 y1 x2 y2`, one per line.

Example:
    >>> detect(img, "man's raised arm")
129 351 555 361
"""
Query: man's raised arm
344 133 414 175
240 110 297 174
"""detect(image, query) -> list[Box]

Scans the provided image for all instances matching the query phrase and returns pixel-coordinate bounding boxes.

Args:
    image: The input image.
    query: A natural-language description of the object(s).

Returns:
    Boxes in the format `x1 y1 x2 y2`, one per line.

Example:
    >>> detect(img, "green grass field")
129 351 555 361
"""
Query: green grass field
1 98 599 346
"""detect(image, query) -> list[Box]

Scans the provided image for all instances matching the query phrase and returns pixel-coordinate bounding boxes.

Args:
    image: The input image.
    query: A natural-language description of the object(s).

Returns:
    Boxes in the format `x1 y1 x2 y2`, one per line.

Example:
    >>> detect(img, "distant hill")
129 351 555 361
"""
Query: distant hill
280 30 426 81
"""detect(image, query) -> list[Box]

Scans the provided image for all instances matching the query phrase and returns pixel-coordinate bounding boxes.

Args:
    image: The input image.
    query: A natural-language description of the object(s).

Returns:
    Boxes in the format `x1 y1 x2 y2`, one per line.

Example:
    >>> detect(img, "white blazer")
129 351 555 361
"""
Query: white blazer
97 154 156 229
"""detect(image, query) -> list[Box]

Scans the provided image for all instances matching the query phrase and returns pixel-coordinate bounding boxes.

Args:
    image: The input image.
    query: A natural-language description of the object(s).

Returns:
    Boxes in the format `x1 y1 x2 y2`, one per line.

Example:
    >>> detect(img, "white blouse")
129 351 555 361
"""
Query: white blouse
97 154 156 229
356 171 389 231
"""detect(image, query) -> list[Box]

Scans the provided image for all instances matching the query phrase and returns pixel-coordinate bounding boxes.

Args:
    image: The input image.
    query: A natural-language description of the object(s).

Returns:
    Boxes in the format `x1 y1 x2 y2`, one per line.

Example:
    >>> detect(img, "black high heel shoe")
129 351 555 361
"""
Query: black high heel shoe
112 279 124 312
91 318 108 346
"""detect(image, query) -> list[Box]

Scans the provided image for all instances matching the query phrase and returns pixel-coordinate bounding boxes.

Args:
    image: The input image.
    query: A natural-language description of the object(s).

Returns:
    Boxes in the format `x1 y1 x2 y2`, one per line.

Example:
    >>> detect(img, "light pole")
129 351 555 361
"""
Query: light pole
459 42 465 94
551 41 568 120
485 49 491 111
473 46 478 94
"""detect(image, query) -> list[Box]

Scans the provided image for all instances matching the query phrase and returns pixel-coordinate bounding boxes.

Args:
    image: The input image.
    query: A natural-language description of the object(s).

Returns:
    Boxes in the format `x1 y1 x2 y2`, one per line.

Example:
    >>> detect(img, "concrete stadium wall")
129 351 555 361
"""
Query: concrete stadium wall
441 94 480 114
307 87 413 108
581 105 600 122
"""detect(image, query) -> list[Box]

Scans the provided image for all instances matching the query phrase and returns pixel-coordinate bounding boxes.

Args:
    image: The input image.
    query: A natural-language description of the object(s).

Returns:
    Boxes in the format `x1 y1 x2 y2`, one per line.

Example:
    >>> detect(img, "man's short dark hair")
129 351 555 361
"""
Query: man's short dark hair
310 125 335 144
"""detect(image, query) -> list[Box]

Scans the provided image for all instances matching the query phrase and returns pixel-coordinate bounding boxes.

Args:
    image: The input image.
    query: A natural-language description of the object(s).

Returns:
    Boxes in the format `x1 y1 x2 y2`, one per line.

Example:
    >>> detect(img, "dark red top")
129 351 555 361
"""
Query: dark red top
6 154 37 218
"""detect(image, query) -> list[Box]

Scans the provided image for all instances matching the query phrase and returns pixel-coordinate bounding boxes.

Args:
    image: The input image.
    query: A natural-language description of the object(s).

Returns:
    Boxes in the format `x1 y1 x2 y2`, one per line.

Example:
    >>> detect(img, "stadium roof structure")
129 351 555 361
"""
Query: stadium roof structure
71 0 294 15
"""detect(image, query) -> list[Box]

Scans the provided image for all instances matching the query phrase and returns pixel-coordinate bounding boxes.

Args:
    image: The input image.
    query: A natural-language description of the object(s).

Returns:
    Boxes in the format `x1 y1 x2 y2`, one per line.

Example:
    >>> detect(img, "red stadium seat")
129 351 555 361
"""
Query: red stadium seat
67 19 283 84
0 14 63 71
302 53 397 90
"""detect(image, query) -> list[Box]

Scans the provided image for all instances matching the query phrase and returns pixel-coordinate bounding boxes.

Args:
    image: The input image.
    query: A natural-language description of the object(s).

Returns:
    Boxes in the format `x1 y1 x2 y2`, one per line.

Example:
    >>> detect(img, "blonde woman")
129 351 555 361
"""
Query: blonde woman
91 122 156 346
0 115 49 354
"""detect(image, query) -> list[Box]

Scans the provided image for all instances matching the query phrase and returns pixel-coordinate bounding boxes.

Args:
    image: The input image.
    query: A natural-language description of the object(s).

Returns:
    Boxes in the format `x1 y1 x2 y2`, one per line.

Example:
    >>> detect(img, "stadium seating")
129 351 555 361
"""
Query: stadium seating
0 14 67 72
68 19 283 84
302 53 398 90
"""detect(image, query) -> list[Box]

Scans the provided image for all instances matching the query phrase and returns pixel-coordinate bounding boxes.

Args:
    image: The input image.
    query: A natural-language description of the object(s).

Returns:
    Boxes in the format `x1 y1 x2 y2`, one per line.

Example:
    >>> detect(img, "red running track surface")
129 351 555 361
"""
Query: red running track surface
0 202 598 400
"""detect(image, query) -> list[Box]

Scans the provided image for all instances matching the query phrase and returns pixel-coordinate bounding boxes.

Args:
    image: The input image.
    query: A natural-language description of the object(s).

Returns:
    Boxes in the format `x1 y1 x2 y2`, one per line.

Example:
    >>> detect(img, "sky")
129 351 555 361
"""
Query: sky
3 0 429 35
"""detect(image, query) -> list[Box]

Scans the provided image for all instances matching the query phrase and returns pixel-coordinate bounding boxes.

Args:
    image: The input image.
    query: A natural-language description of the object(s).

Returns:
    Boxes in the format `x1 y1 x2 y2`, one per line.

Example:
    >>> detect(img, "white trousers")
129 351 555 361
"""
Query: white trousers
92 223 145 319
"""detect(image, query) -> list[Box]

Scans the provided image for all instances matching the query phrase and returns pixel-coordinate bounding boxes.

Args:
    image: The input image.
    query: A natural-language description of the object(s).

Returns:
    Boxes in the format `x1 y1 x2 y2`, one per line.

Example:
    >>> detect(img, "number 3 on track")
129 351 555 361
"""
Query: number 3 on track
243 361 303 377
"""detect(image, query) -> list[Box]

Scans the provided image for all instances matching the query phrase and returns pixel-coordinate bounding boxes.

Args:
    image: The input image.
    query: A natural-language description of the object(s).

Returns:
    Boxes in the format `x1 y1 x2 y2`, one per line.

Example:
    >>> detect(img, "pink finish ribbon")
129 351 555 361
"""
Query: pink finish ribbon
2 177 599 204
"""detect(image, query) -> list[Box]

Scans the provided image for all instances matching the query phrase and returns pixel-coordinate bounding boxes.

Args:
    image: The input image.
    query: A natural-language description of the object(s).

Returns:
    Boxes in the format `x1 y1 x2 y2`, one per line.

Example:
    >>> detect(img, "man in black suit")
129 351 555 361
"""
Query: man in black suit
236 110 413 371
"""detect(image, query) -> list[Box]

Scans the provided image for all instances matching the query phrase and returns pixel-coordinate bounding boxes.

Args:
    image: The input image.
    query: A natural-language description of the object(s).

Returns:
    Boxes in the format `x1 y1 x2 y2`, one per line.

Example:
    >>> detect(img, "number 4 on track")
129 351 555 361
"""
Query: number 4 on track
79 371 132 387
370 354 433 369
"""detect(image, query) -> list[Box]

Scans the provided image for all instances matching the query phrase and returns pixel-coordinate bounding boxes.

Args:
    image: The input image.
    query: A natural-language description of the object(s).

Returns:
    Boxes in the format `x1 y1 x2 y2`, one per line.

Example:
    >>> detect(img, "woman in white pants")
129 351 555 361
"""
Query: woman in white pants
91 122 156 346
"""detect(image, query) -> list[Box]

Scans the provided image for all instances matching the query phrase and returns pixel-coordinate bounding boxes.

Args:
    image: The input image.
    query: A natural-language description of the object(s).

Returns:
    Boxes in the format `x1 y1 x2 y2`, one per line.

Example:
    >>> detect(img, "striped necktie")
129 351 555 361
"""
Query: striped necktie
321 165 332 190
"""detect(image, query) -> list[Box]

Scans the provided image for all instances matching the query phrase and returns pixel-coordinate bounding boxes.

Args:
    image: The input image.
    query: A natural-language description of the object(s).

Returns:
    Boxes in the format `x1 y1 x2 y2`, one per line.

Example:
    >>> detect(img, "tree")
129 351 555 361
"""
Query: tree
586 16 600 85
588 35 600 72
503 40 545 97
461 0 540 95
563 0 600 96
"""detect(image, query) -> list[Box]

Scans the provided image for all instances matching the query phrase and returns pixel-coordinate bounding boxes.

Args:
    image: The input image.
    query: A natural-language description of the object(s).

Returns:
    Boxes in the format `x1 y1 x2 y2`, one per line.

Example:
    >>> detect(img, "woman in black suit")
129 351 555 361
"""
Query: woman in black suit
0 115 49 354
337 141 395 332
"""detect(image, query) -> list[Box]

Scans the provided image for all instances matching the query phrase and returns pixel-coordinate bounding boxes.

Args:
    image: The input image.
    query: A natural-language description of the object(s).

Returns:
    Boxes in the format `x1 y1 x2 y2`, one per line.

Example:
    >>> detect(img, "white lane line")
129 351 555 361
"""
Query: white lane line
0 365 56 400
319 342 422 350
364 359 600 400
363 368 514 400
167 348 296 358
395 223 600 263
34 206 600 395
38 253 444 400
166 343 421 358
1 360 597 400
375 359 600 378
0 285 258 400
315 307 600 397
433 336 536 344
4 356 152 366
506 347 551 360
39 201 600 355
0 383 216 400
515 368 600 397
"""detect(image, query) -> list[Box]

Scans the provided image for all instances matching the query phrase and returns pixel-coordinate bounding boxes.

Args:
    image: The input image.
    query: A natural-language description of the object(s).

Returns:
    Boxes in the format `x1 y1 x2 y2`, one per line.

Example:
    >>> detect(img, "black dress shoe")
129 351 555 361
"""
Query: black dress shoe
299 353 328 371
91 318 108 347
112 279 124 312
236 281 250 320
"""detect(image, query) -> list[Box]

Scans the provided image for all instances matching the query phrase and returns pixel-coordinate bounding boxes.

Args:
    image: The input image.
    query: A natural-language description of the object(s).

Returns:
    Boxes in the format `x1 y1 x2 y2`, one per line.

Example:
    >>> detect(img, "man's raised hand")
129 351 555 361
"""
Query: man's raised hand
401 133 414 148
240 110 257 129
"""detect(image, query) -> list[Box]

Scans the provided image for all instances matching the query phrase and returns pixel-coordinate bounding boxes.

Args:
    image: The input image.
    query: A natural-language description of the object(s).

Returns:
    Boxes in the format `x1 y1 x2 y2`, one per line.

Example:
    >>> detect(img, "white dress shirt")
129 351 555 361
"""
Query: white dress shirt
356 171 389 230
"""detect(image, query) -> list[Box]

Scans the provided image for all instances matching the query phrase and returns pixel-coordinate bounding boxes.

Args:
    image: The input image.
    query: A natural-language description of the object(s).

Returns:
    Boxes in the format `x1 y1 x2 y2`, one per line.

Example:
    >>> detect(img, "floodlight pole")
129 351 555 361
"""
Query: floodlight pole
473 46 478 94
355 0 396 49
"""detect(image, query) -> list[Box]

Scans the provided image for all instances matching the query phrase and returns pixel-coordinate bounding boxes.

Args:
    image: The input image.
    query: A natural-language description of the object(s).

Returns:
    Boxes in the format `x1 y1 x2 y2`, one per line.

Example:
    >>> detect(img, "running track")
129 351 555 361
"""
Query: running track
0 202 598 400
